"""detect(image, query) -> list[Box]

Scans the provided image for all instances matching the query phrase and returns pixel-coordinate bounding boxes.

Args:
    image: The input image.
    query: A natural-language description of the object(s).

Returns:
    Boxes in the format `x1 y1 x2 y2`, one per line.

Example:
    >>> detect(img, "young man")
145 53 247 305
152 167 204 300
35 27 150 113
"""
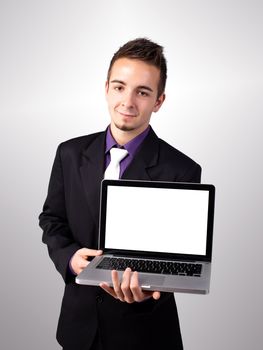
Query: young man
39 38 201 350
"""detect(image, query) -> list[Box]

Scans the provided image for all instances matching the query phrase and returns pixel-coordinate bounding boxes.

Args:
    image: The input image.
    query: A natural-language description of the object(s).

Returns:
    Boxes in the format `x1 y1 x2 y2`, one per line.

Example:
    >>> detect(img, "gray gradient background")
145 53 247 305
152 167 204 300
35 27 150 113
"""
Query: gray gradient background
1 0 262 349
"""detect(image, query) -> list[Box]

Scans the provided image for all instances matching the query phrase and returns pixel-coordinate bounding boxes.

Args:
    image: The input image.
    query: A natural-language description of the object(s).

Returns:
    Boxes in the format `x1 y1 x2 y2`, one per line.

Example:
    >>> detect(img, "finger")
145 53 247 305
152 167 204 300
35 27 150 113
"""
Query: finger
130 271 147 302
130 272 158 302
112 270 124 302
152 291 161 300
99 282 118 299
121 268 134 303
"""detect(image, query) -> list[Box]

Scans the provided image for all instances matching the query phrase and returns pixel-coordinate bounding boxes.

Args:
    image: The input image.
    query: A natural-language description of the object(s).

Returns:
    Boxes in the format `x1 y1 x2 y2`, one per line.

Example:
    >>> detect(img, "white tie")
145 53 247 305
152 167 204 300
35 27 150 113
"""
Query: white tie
104 148 128 179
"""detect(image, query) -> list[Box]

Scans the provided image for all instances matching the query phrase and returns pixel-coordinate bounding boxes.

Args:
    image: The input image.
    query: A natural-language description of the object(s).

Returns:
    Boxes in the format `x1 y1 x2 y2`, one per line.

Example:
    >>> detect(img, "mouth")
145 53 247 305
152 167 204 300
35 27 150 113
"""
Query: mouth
117 110 137 118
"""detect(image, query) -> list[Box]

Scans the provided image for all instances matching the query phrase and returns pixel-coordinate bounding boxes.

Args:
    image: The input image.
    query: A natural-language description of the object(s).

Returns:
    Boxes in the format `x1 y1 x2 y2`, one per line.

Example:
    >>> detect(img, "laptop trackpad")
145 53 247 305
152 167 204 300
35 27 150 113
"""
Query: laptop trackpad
139 274 165 288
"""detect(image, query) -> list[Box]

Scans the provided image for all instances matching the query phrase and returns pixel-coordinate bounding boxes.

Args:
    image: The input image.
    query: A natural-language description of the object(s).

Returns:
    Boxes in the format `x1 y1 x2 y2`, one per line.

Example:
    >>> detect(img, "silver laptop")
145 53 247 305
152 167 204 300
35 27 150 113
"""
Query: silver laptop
76 179 215 294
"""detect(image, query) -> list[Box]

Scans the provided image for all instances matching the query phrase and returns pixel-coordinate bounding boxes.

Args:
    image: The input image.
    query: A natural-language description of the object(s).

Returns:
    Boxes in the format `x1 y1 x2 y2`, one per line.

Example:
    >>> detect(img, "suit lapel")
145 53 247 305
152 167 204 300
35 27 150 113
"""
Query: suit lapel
122 128 160 180
80 132 106 229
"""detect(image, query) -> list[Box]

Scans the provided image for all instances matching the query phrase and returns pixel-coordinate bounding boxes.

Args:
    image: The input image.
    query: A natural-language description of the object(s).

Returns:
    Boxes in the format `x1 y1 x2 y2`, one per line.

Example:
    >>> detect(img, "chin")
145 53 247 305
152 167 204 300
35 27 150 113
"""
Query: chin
114 122 136 132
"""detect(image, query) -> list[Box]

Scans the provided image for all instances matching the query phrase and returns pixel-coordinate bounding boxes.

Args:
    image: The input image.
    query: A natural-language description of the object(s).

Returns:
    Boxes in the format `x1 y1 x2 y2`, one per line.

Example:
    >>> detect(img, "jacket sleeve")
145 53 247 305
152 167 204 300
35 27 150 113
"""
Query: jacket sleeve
39 144 81 283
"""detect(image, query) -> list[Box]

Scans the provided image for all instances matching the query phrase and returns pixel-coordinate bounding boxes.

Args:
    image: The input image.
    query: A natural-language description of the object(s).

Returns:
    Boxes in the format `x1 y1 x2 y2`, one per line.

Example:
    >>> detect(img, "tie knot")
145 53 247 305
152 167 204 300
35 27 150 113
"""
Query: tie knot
109 147 128 163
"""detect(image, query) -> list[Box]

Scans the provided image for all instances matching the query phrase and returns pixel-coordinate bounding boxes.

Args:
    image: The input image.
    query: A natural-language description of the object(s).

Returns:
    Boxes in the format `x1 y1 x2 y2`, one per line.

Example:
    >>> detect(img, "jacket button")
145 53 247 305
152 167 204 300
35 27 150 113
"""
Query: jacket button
96 295 103 303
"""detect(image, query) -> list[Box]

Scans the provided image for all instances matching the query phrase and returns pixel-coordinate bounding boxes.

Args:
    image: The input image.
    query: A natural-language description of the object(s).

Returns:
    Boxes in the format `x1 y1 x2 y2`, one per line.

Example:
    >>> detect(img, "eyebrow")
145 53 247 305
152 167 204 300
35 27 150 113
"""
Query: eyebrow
110 79 154 92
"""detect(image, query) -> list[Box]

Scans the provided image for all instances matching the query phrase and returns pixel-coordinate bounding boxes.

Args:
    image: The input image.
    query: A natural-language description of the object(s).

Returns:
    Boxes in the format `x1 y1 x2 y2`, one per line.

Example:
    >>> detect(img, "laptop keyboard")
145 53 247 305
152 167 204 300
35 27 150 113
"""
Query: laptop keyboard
96 257 202 277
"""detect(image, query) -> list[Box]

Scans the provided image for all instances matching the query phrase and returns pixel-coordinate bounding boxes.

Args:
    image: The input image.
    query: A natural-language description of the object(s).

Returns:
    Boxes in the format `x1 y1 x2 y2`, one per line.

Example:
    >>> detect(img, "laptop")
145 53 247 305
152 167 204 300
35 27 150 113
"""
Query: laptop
76 179 215 294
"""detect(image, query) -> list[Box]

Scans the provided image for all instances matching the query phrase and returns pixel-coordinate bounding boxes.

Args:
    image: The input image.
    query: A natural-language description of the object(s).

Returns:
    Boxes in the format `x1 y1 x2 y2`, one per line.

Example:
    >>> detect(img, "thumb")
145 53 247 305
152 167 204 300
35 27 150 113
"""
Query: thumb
79 248 103 257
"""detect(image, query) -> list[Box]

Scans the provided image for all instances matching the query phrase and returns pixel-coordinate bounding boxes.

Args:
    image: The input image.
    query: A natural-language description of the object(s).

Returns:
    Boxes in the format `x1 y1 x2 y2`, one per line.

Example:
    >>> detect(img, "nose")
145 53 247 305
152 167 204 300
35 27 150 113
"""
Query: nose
121 91 135 109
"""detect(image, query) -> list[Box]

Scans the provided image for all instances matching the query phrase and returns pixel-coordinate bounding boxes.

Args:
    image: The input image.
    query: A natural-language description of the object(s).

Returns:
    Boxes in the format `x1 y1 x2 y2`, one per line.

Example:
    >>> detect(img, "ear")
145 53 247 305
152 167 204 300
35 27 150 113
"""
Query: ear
153 93 165 113
105 81 109 95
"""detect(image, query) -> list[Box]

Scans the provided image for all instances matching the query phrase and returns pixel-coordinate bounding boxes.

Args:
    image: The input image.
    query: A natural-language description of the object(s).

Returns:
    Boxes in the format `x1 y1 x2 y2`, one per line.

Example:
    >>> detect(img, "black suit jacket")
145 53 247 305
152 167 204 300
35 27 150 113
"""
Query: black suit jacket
39 127 201 350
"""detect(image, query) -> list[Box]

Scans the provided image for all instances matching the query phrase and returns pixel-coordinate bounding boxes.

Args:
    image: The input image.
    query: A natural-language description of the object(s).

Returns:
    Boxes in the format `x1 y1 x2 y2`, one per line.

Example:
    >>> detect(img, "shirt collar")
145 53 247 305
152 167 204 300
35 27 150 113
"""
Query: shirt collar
105 127 117 154
105 125 150 158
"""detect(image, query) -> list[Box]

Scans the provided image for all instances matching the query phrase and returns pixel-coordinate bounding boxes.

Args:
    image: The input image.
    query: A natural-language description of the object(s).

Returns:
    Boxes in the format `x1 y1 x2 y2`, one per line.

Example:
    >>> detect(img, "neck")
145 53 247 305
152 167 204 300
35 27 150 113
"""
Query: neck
110 123 149 146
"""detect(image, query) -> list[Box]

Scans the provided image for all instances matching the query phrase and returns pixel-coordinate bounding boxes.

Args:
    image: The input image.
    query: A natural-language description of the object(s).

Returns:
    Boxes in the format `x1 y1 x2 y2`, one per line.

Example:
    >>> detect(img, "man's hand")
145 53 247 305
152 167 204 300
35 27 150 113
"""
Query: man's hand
70 248 103 275
100 268 161 303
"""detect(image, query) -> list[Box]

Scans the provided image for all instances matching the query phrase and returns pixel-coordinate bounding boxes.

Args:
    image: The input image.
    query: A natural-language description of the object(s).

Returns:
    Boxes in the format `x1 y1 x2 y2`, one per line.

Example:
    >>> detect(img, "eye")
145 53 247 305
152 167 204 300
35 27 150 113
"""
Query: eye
138 90 149 97
113 85 124 92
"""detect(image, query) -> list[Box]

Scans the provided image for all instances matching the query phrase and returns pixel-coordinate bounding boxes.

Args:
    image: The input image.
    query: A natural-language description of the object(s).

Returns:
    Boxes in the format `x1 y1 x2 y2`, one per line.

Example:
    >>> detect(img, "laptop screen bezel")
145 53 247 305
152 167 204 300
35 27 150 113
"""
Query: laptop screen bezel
99 179 215 262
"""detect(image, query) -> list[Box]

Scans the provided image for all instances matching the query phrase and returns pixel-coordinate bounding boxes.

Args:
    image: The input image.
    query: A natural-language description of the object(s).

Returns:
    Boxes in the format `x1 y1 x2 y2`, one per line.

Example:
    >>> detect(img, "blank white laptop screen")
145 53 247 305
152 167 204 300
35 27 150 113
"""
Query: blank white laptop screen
105 186 209 256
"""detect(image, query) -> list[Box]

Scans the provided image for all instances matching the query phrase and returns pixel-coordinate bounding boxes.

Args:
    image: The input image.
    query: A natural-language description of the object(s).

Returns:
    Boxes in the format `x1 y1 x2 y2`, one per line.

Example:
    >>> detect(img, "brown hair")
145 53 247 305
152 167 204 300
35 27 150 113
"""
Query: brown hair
107 38 167 98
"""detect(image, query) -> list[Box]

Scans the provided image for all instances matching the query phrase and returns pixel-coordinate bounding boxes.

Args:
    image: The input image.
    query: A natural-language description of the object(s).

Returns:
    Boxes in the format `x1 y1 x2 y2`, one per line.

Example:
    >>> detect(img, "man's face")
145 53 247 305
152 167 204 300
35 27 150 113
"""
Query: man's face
105 58 165 135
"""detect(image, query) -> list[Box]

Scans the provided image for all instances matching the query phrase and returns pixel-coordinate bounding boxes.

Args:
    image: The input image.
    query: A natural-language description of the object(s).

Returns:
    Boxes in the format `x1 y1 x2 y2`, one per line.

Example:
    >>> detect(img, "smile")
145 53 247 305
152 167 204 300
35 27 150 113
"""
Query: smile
117 111 137 118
